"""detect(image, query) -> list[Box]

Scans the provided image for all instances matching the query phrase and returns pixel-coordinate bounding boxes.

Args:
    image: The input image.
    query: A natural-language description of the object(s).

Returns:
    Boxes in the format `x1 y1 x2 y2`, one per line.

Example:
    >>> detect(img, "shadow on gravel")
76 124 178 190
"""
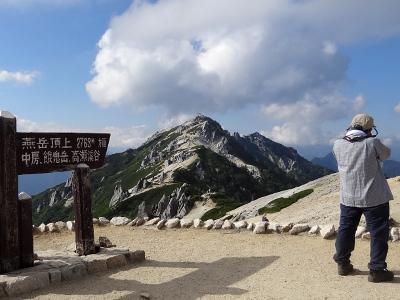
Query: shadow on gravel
22 256 279 299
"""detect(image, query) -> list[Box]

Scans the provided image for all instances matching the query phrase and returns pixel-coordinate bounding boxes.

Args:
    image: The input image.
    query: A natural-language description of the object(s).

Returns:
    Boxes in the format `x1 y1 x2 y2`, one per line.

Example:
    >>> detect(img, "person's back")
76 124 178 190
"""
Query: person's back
333 137 393 207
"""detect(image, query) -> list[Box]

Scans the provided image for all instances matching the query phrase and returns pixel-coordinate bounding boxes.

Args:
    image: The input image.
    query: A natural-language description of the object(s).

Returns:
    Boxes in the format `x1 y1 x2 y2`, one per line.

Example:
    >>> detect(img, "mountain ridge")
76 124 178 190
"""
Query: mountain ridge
32 115 332 225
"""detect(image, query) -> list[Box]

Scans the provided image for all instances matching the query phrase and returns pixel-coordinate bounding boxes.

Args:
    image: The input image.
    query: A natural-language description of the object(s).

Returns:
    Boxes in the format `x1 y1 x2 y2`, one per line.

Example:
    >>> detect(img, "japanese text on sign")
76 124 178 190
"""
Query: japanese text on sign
16 133 110 174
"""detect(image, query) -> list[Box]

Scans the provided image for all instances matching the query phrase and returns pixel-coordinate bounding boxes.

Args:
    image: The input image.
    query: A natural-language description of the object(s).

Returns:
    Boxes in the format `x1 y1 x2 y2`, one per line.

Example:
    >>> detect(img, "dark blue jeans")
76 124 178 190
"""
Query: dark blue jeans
334 202 390 271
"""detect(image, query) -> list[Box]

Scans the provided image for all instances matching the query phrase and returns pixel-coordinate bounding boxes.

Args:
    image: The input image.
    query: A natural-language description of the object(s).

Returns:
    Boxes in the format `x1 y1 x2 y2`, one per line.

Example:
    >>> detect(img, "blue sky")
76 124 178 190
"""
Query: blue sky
1 0 400 160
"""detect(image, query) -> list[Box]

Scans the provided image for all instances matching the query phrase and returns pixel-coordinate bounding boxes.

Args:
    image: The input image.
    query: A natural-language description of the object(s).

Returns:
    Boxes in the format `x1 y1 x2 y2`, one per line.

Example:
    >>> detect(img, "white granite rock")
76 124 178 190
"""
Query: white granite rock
180 219 193 228
66 221 75 232
355 226 366 238
320 224 336 239
281 223 294 233
391 227 400 242
136 217 146 226
127 218 137 226
203 219 214 230
156 219 167 230
213 219 224 229
253 222 267 234
247 223 255 231
145 217 161 226
234 220 248 229
110 217 131 226
308 225 320 235
222 220 233 230
55 221 66 230
193 219 203 228
98 217 110 226
289 224 310 235
361 232 371 240
47 223 59 233
165 218 180 229
92 218 99 225
268 222 282 233
38 223 48 233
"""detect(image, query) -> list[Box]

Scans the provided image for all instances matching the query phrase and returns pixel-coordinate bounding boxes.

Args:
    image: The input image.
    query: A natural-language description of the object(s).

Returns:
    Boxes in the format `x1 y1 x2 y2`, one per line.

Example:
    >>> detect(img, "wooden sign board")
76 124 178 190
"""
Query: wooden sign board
16 132 110 175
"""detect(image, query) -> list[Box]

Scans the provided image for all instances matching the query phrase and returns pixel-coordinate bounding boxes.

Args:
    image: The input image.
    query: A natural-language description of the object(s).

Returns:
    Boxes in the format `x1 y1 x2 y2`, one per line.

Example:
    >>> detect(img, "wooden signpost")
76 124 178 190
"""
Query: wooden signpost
0 111 110 273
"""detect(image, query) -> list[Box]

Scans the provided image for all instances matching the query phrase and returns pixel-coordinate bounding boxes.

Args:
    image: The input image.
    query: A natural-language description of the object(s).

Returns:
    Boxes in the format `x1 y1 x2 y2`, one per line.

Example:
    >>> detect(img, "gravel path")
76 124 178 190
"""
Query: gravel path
19 226 400 300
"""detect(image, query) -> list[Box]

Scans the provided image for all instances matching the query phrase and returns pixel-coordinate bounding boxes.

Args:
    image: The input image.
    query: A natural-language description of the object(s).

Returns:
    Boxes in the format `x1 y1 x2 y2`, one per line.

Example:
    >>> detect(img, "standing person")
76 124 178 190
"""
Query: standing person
333 113 394 283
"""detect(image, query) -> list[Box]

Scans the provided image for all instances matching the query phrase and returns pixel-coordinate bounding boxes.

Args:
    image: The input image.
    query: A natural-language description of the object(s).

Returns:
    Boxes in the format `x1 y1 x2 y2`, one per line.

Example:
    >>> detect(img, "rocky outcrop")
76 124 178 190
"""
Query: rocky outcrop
152 184 193 219
109 185 129 208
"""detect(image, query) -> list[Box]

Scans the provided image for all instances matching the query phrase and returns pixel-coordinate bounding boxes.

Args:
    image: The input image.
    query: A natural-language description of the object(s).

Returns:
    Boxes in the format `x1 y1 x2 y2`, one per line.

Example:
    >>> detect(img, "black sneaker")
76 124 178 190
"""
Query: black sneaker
338 263 354 276
368 269 394 283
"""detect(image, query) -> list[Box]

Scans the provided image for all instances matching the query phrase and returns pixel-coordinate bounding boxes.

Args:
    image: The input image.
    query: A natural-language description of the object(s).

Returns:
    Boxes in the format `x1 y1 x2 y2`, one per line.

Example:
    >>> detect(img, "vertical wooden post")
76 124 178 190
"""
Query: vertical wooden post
0 111 20 273
18 192 34 268
72 164 95 256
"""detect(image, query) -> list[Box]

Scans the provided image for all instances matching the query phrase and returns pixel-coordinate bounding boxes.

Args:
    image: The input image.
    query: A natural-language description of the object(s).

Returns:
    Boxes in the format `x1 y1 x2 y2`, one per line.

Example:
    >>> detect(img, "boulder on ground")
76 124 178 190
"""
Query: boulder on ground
253 222 267 234
38 223 48 233
166 218 180 229
99 236 113 248
92 218 99 225
308 225 320 235
47 223 59 233
213 219 224 230
180 219 193 228
203 219 214 230
55 221 66 230
234 220 248 229
98 217 110 226
222 220 233 230
391 227 400 242
247 223 255 231
361 232 371 240
156 219 167 230
193 219 203 228
127 218 138 226
66 221 75 231
268 222 282 233
320 224 336 239
281 223 294 233
110 217 131 226
289 224 310 235
355 226 366 238
136 217 146 226
145 217 161 226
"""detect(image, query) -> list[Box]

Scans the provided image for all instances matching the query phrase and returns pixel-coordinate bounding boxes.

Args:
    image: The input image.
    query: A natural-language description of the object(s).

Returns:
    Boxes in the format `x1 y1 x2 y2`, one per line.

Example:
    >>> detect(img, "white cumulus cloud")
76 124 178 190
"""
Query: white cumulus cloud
87 0 400 114
0 70 38 85
261 94 367 145
394 102 400 113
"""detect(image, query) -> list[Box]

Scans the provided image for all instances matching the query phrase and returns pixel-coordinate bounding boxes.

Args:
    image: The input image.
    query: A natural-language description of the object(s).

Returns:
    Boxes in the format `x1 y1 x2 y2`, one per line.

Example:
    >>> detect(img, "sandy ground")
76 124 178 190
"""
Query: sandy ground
16 226 400 300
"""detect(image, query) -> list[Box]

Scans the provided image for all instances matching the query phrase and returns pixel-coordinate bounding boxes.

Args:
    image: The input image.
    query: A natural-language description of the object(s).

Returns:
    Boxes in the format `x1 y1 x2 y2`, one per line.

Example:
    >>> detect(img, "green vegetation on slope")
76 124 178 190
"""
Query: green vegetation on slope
200 193 242 221
258 189 314 214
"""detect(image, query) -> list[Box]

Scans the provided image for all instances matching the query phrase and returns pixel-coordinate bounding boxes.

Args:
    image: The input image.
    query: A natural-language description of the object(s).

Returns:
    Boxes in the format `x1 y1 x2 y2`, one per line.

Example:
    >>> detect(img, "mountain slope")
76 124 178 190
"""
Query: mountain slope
228 173 400 227
32 115 332 225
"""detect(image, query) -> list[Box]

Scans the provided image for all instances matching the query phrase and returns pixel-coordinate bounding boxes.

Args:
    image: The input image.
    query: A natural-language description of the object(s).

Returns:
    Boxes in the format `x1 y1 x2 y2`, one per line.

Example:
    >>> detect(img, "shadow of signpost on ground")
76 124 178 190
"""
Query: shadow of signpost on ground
21 256 279 299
